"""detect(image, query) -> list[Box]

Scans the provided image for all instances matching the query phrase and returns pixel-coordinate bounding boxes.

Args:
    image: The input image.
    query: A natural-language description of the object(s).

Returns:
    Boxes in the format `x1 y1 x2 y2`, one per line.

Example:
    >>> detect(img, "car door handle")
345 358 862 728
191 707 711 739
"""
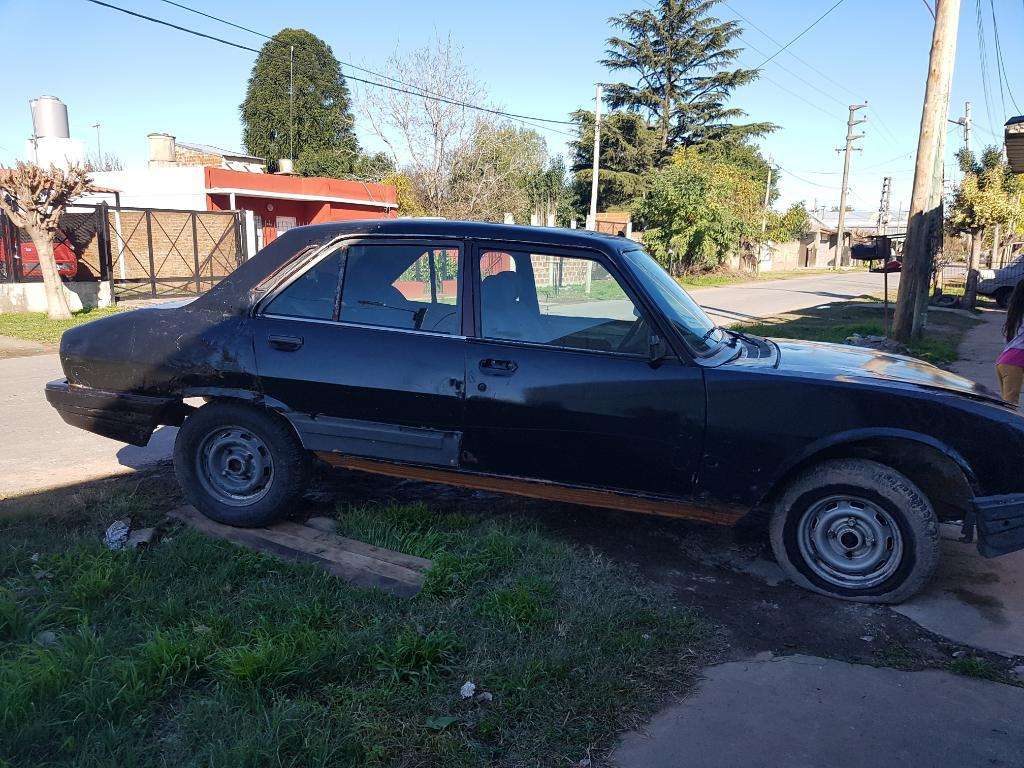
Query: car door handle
267 334 303 352
479 358 518 375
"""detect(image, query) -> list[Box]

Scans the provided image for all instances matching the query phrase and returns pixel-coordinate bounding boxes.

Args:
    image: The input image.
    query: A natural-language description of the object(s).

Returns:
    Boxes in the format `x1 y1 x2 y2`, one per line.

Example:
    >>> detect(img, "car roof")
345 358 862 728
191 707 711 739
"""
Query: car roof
290 218 638 253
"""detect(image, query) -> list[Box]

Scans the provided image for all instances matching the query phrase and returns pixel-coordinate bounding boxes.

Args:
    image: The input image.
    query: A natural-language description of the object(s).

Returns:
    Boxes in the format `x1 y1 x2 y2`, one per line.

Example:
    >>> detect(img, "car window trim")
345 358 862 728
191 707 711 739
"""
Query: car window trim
468 240 673 360
257 237 468 338
255 243 346 321
260 312 468 340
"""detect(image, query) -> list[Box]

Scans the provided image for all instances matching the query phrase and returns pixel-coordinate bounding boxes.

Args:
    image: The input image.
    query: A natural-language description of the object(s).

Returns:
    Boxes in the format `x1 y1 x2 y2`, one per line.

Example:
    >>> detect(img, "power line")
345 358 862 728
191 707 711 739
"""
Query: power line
752 0 850 69
988 0 1021 114
722 1 901 147
84 0 576 133
974 0 998 133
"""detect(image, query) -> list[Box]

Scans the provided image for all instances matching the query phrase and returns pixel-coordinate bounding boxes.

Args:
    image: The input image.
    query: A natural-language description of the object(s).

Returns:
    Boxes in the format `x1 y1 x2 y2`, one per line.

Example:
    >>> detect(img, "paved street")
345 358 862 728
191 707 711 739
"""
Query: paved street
0 270 897 499
687 269 897 327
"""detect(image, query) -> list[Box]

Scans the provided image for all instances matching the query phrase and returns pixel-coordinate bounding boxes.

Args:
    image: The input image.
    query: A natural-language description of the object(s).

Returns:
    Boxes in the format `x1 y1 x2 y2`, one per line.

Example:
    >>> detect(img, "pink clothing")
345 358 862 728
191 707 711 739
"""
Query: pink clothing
997 346 1024 367
999 326 1024 367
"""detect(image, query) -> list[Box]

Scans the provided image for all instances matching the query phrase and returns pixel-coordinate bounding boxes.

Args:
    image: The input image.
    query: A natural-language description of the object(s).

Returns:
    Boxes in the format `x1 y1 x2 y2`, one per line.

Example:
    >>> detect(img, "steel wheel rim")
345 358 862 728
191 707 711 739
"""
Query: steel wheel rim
195 426 274 507
796 495 904 590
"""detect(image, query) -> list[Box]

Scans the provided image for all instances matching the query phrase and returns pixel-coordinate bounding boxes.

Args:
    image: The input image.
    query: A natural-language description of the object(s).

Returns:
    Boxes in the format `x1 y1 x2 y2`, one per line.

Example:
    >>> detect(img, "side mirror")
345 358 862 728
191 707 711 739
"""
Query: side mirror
649 333 668 366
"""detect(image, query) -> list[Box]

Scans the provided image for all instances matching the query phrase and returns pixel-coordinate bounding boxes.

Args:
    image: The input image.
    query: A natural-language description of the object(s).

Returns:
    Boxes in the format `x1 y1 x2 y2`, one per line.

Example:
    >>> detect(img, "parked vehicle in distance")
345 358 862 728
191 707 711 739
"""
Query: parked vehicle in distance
0 233 78 280
870 259 901 273
977 256 1024 307
46 221 1024 603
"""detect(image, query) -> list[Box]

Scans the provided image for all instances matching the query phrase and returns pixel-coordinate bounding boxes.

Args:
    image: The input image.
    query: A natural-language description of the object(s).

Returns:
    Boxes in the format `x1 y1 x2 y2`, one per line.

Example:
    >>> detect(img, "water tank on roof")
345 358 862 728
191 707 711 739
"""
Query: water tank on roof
29 96 70 139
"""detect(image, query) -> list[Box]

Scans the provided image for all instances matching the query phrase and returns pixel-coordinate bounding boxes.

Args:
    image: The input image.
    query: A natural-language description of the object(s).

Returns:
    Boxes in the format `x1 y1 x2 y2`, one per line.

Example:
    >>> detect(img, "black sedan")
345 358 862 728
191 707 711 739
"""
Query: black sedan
46 220 1024 603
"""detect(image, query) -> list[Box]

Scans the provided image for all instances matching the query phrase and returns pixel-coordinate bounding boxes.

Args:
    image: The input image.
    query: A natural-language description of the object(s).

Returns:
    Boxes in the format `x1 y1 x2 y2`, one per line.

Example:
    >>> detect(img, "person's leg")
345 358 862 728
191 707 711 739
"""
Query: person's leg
996 363 1024 405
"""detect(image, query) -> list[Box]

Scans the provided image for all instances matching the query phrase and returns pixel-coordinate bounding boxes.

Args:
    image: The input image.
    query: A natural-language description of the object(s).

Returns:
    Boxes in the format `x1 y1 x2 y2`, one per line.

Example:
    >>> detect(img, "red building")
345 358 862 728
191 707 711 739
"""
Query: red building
204 167 398 247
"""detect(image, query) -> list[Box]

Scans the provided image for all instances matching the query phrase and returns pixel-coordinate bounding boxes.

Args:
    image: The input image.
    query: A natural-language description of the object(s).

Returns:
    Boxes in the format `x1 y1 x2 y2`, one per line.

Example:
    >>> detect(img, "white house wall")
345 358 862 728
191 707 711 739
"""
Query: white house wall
84 167 207 210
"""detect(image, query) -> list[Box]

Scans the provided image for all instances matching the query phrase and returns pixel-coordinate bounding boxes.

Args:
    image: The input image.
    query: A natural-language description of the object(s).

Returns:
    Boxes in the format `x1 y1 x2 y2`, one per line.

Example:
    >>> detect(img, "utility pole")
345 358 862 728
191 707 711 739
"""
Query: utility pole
878 176 892 236
834 103 868 269
588 84 602 231
91 122 102 160
893 0 962 341
289 45 295 161
757 162 773 272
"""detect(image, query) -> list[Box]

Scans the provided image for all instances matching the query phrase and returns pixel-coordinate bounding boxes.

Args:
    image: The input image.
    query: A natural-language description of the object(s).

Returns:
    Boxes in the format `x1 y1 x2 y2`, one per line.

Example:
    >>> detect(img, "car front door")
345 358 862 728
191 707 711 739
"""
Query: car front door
461 244 705 498
253 239 467 467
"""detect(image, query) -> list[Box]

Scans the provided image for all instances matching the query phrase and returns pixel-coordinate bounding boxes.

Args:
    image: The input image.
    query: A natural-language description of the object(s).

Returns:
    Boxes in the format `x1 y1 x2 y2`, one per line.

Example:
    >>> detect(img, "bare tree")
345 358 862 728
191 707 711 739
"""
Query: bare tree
448 120 548 221
358 35 485 216
85 151 124 172
0 163 92 319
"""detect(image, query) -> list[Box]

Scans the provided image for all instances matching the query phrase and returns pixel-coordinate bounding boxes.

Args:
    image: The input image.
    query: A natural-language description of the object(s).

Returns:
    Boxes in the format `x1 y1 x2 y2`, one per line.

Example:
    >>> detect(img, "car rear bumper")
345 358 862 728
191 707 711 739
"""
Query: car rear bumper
45 379 176 446
975 494 1024 557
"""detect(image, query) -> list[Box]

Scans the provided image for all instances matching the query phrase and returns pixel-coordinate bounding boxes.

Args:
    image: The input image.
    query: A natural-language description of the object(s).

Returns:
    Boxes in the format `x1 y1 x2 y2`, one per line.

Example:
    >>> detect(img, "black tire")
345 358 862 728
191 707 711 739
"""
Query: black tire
173 401 308 527
769 459 940 604
995 287 1013 309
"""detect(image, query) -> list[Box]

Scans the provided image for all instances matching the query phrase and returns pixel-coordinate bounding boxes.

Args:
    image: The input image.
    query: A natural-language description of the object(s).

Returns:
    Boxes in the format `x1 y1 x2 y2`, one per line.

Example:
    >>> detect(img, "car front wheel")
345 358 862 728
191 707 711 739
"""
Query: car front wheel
769 459 940 603
173 401 308 528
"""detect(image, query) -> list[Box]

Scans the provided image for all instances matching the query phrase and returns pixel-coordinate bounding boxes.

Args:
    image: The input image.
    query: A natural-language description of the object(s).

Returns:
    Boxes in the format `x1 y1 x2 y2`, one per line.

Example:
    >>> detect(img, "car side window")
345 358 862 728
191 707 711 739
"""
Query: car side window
339 244 461 335
479 250 648 355
263 250 342 320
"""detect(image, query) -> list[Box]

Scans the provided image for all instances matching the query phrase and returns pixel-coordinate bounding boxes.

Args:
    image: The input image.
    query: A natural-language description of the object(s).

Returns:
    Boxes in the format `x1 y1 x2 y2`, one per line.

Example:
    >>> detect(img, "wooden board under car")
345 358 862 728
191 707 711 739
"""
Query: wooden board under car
168 506 431 597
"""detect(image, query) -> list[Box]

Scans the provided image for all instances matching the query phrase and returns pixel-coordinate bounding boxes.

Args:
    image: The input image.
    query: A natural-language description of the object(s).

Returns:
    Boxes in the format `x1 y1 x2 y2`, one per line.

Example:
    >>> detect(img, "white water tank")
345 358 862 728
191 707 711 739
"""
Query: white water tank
30 96 70 139
148 133 177 167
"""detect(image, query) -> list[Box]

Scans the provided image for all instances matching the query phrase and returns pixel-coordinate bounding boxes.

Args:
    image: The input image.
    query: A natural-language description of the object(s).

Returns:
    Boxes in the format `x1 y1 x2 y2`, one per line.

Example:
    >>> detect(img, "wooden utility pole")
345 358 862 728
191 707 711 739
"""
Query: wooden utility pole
835 104 868 268
588 84 602 231
892 0 962 342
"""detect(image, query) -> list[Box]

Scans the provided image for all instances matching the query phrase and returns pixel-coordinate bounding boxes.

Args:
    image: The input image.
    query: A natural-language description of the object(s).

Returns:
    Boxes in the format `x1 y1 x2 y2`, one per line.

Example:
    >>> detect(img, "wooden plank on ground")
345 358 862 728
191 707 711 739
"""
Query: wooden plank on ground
168 506 430 597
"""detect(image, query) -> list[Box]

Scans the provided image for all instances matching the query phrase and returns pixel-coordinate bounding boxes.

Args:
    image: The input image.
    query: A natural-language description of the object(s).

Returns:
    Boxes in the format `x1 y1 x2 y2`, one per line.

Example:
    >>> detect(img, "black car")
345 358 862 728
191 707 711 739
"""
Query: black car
46 220 1024 603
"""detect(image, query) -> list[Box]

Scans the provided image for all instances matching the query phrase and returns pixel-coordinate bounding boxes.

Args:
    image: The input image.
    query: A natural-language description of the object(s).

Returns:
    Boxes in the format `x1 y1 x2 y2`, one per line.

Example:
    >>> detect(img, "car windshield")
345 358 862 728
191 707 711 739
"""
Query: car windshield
621 248 725 356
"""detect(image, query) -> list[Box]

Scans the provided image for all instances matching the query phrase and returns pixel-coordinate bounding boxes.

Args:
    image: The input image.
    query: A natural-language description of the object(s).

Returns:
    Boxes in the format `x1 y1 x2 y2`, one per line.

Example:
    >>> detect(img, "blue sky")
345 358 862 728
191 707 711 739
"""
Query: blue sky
1 0 1021 213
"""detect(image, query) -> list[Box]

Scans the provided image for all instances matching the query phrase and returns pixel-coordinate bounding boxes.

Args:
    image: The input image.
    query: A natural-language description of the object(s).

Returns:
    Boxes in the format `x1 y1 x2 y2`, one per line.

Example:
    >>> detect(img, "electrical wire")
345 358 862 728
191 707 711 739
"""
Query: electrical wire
975 0 998 134
752 0 850 69
158 0 576 134
988 0 1021 114
722 1 901 147
84 0 576 133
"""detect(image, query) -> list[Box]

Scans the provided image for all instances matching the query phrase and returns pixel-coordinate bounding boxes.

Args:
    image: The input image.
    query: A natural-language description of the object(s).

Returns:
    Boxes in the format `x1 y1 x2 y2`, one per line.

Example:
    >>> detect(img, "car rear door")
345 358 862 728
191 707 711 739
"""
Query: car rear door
252 239 467 467
461 243 705 498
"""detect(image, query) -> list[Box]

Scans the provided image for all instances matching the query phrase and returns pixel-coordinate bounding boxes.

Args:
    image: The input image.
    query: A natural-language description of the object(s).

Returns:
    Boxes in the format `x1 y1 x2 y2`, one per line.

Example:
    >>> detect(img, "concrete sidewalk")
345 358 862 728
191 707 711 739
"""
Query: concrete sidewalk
613 654 1024 768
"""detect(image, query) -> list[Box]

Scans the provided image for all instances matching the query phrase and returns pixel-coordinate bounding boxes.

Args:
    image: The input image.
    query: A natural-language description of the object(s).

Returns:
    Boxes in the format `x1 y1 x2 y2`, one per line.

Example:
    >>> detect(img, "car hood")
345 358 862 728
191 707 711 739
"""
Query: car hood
770 337 998 401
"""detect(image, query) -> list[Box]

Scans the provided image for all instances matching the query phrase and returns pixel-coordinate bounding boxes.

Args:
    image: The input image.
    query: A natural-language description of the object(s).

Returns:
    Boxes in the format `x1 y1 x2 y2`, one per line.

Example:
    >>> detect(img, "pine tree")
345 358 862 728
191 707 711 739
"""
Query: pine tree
240 29 359 174
602 0 774 151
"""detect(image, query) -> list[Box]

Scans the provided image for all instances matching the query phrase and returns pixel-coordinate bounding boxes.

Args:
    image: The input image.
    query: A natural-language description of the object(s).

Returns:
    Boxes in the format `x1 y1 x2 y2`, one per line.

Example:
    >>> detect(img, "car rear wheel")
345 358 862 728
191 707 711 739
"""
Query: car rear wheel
769 459 939 604
173 401 308 527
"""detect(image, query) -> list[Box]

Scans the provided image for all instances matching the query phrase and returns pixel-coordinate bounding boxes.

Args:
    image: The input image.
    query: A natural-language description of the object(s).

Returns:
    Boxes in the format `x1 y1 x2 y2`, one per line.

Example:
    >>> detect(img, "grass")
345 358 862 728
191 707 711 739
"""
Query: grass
948 656 1009 683
0 472 716 767
0 306 122 344
732 300 980 366
676 267 857 290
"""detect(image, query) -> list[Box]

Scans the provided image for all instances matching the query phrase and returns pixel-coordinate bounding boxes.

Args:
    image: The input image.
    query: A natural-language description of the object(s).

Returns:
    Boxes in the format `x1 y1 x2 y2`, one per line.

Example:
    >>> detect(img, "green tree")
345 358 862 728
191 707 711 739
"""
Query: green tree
766 202 811 242
631 142 770 273
525 156 575 225
947 146 1024 307
294 149 394 181
602 0 774 151
241 29 358 173
569 110 662 213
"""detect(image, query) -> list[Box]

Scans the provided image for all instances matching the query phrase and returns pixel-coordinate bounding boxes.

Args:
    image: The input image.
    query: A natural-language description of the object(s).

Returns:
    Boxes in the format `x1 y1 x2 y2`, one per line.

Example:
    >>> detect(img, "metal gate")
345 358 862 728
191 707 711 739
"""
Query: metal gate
98 205 244 299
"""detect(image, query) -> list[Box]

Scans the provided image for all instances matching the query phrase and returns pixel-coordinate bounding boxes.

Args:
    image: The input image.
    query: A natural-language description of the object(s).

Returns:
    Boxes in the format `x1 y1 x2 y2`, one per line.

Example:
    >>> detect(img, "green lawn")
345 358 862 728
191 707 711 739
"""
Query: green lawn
0 473 715 767
0 306 122 344
677 267 858 290
732 301 979 366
